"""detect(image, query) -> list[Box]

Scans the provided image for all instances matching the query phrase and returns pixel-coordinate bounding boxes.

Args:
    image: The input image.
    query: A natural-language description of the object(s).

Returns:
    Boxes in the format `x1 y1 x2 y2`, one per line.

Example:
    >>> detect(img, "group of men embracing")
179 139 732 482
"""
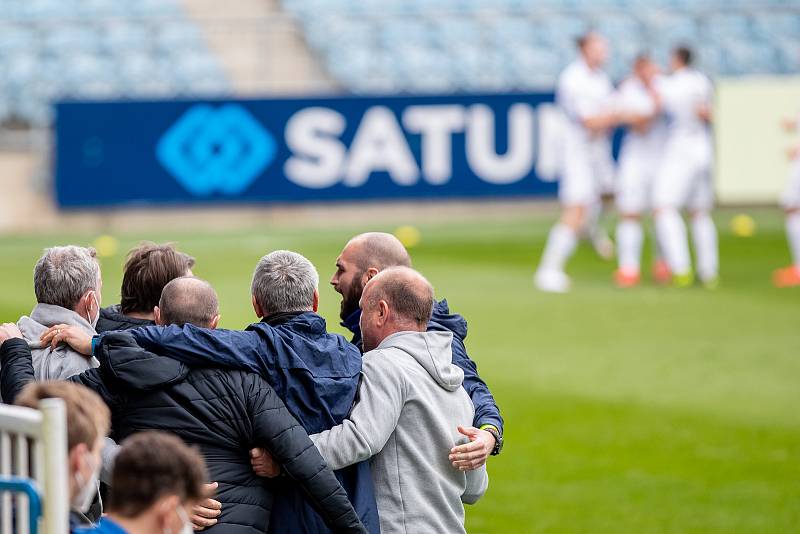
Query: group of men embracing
0 232 504 534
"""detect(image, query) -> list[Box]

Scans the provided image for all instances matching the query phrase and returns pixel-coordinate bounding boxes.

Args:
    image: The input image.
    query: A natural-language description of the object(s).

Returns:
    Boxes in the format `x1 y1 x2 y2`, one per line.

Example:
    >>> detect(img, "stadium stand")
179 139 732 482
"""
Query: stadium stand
1 0 797 127
0 0 229 126
282 0 800 93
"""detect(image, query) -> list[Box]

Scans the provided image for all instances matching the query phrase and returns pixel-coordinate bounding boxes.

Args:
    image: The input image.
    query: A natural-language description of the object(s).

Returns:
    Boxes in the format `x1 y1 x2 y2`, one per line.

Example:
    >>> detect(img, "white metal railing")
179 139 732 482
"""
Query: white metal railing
0 399 69 534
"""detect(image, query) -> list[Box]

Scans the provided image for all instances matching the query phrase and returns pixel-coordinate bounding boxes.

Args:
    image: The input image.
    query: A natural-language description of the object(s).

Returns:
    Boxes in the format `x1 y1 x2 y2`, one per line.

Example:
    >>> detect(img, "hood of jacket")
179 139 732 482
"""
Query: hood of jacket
427 299 468 341
18 303 96 349
96 304 154 333
376 330 463 392
98 331 189 390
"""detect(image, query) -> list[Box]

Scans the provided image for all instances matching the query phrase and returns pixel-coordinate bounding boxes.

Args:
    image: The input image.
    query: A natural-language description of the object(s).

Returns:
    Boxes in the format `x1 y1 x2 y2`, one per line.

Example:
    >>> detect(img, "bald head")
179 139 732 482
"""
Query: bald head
346 233 411 271
359 267 434 351
157 277 220 328
332 232 413 321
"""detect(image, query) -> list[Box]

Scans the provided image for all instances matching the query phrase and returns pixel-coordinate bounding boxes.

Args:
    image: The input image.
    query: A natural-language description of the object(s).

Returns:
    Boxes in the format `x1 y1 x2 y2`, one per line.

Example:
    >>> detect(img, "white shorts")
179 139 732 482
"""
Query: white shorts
652 136 714 211
616 151 657 214
559 140 615 206
781 159 800 209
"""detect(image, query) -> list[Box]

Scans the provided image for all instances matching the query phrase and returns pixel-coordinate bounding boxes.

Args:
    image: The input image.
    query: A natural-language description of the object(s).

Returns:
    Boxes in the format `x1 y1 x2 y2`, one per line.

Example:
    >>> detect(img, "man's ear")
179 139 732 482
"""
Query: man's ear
77 291 92 318
377 300 389 324
68 442 88 475
154 306 164 326
155 494 180 530
252 295 264 319
364 267 380 283
312 289 319 312
209 314 221 329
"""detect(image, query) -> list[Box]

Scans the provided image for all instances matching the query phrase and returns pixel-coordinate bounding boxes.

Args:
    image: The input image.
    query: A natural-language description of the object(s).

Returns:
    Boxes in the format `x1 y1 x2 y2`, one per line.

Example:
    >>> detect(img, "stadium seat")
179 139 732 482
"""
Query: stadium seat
0 0 228 126
283 0 800 92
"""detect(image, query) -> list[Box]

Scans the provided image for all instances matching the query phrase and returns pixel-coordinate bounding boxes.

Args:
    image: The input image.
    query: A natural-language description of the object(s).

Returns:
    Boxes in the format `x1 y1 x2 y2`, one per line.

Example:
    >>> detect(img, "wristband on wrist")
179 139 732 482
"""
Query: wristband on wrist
479 424 503 456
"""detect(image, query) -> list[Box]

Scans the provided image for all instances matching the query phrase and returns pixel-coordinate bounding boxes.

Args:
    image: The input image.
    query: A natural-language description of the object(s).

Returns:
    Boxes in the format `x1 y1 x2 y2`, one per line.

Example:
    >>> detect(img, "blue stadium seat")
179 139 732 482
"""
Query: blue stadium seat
0 0 228 126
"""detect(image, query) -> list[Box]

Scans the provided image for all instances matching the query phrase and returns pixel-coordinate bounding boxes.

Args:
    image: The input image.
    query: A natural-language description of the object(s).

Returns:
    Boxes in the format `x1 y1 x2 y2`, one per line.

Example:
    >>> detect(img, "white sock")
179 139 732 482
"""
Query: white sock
539 223 578 272
655 209 691 276
787 212 800 269
691 213 719 281
616 219 643 273
650 220 666 260
585 201 610 243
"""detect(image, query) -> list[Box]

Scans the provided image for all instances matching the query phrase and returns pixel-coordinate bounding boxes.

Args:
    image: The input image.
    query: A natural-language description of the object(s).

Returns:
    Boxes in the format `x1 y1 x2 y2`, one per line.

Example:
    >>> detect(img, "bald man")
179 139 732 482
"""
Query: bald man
312 267 488 534
332 233 503 469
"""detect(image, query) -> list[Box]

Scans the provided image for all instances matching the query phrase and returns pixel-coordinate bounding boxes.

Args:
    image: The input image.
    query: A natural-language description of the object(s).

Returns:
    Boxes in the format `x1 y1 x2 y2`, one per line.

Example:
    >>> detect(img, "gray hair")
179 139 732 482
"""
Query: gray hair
34 245 101 310
159 277 219 328
365 266 434 327
251 250 319 315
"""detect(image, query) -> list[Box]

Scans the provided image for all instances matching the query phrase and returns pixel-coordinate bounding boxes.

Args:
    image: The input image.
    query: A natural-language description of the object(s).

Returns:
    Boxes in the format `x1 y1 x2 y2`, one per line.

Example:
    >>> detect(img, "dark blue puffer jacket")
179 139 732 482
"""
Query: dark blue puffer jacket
342 299 503 433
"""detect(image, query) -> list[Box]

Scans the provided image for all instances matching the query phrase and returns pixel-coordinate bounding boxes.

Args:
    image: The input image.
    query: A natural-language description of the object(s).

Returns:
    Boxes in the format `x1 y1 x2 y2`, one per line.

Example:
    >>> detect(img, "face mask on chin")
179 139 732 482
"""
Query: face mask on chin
73 451 99 514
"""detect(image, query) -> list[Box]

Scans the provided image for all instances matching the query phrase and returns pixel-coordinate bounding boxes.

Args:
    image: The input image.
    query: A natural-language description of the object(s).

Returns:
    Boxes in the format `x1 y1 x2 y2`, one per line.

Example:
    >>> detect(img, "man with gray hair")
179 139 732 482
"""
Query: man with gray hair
121 250 380 534
17 245 102 381
310 266 488 534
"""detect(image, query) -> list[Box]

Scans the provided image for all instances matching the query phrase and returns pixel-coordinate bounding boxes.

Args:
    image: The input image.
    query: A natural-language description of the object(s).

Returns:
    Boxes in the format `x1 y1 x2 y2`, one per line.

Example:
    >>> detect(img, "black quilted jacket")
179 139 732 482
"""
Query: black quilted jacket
0 334 366 534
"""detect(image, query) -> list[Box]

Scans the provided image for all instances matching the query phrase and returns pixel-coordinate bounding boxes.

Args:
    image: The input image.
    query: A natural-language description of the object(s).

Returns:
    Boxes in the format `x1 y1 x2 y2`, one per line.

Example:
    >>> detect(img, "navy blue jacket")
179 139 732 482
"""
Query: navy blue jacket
127 312 380 534
342 299 503 433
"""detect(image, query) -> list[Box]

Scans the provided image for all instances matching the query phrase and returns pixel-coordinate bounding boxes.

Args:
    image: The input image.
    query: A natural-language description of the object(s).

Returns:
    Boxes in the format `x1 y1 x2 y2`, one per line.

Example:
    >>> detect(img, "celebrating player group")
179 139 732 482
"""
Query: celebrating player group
535 32 718 292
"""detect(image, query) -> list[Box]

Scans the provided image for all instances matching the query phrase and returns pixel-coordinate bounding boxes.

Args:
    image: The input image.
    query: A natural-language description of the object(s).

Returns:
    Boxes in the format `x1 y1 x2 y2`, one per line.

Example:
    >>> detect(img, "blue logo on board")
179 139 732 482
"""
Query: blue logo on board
156 104 276 197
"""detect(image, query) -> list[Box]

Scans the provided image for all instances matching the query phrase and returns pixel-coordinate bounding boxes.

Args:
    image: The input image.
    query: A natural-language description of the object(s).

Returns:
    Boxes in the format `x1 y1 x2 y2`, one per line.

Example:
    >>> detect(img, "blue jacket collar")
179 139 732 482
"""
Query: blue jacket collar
341 308 362 347
249 311 327 334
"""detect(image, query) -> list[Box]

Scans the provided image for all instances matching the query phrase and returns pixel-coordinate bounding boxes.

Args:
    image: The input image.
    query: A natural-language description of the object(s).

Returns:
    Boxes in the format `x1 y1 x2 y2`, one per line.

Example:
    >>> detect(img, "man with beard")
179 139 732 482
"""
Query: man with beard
330 232 503 470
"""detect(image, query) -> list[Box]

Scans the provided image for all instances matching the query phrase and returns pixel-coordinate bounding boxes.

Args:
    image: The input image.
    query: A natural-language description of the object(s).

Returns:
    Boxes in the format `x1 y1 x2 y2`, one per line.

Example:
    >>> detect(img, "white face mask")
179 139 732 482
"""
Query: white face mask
73 451 100 513
85 292 100 329
165 505 193 534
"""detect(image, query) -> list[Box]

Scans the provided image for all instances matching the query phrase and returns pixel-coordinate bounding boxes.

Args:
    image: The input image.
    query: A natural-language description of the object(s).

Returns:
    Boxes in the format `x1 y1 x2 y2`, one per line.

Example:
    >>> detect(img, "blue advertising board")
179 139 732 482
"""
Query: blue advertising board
54 92 559 208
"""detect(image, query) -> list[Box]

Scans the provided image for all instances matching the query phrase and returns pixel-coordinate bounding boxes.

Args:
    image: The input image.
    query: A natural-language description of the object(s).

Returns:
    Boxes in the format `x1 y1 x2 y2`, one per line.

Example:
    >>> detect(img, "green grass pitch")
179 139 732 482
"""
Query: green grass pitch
0 207 797 532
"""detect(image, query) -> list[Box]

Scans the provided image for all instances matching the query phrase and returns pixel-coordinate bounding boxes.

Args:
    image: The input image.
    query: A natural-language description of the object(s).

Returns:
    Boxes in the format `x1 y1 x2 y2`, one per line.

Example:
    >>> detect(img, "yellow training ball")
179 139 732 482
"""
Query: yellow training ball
93 234 120 258
730 214 756 238
394 225 422 248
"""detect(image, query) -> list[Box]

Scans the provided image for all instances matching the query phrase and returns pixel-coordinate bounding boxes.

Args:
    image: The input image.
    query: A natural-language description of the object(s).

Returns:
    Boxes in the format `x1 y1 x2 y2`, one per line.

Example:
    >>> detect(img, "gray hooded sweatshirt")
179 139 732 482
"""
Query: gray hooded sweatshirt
311 330 488 534
17 303 100 381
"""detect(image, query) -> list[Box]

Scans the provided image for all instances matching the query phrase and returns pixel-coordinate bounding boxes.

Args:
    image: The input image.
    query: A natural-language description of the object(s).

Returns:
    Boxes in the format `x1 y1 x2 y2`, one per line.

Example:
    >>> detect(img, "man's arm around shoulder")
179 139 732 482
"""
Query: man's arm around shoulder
126 324 264 374
311 350 406 471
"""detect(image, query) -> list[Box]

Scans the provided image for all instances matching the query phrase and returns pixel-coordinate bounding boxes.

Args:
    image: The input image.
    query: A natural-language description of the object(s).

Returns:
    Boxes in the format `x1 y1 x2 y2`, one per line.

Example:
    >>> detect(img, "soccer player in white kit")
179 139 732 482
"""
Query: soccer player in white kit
535 32 618 293
613 55 671 287
773 116 800 287
652 46 718 288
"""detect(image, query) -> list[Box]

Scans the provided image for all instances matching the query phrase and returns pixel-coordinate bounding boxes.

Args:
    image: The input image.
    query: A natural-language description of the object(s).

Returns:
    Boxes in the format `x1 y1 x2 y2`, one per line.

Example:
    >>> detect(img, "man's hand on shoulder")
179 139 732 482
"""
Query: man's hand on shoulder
250 447 280 478
449 426 496 471
40 324 92 356
0 323 23 346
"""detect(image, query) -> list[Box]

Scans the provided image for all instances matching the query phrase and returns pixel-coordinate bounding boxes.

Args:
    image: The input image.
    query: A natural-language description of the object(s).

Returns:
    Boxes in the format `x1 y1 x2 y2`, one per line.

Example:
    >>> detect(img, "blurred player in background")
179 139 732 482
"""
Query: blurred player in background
613 55 671 287
652 46 718 288
535 32 618 293
773 115 800 287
